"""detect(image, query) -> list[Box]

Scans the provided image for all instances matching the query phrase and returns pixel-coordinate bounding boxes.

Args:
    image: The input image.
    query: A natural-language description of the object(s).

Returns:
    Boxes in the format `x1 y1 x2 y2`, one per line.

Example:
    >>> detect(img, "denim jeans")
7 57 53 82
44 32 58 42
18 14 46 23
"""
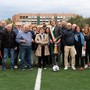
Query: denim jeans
19 45 32 69
2 48 14 69
14 47 19 66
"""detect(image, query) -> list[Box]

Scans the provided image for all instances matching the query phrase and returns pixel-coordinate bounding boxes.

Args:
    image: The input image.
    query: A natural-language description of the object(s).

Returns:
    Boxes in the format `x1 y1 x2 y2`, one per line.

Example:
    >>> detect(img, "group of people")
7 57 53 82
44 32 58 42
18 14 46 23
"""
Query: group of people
0 19 90 71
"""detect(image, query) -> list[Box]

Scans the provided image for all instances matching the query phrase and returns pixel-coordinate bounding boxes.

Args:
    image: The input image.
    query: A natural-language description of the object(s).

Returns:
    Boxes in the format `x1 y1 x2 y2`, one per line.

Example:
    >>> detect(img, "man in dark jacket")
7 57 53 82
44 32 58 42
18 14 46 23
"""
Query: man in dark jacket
61 20 67 66
49 19 62 67
0 30 2 69
0 31 2 50
0 21 6 68
2 24 17 70
63 23 76 70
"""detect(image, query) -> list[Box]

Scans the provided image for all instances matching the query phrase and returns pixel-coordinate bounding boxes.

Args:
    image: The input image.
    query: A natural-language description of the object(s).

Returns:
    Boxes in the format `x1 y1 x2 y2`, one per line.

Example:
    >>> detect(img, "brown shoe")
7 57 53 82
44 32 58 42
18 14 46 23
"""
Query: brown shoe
79 67 85 70
88 62 90 66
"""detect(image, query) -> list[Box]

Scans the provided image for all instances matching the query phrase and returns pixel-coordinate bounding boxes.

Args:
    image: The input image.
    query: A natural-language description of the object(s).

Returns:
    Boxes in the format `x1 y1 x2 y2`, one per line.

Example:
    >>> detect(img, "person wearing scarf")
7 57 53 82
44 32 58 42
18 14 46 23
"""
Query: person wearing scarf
35 27 50 69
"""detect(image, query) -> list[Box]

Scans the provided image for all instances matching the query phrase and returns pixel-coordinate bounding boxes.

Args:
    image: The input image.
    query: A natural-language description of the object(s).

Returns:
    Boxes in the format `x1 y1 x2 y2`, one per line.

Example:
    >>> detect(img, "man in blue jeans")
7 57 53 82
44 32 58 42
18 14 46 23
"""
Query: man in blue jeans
13 22 22 69
16 24 33 70
2 24 17 70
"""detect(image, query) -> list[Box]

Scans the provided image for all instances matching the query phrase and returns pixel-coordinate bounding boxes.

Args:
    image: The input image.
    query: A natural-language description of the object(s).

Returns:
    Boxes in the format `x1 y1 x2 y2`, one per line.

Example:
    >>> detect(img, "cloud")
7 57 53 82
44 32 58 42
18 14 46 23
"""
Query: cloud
0 0 90 20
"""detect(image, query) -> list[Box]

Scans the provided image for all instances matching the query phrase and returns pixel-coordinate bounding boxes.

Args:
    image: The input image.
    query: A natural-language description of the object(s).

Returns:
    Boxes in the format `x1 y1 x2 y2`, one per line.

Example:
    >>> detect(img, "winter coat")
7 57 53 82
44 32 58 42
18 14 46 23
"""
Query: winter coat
35 33 50 56
2 29 16 48
63 29 75 46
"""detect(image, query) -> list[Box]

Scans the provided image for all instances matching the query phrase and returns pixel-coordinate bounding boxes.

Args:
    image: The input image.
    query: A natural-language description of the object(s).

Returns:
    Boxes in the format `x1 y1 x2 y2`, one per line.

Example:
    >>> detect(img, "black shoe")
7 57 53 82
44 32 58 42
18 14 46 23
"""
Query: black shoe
11 68 14 70
22 69 25 71
2 68 6 71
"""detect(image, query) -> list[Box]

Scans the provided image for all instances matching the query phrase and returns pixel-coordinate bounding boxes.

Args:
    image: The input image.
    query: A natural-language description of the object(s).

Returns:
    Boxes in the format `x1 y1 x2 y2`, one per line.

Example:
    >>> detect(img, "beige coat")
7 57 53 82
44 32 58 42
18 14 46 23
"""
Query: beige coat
35 33 50 56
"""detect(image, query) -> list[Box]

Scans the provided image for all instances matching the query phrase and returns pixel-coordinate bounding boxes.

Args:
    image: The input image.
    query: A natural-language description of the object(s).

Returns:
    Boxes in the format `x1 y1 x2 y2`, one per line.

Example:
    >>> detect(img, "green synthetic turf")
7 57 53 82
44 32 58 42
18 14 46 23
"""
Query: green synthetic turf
0 68 37 90
0 66 90 90
41 68 90 90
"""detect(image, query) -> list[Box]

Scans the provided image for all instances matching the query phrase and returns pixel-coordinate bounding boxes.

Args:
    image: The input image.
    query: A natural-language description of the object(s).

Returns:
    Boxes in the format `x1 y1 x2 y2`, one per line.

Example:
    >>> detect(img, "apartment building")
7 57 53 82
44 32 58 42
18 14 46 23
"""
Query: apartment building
12 13 78 25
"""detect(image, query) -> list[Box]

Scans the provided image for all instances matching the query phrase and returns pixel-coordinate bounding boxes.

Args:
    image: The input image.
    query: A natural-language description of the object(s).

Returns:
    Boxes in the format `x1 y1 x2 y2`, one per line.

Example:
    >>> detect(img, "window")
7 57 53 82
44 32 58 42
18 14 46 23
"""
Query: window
20 16 23 19
26 16 28 19
23 16 25 19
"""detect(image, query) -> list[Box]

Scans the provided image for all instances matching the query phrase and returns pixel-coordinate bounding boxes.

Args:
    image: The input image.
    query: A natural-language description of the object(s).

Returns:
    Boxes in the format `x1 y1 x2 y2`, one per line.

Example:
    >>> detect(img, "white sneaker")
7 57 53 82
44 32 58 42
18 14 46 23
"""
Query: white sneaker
25 65 27 68
84 64 88 68
44 68 47 70
64 66 68 70
19 59 21 62
72 66 76 70
14 65 18 69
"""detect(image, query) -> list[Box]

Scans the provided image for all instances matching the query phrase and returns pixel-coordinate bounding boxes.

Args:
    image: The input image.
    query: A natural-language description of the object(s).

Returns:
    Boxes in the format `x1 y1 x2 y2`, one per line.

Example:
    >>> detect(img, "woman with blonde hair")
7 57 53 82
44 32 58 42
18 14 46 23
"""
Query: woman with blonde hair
83 27 90 68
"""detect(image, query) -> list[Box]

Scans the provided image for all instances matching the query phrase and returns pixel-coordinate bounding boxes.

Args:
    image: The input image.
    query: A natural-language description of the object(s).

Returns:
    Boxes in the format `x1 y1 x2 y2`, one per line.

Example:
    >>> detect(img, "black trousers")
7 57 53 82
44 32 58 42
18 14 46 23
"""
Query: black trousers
38 46 46 68
61 45 64 66
85 50 90 64
0 46 4 65
50 43 61 67
75 47 84 68
0 56 2 65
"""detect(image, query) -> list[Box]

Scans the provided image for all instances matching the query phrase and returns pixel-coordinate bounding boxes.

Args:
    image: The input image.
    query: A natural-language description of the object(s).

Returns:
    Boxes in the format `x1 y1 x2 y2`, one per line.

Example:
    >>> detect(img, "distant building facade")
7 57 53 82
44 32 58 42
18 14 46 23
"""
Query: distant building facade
12 13 78 25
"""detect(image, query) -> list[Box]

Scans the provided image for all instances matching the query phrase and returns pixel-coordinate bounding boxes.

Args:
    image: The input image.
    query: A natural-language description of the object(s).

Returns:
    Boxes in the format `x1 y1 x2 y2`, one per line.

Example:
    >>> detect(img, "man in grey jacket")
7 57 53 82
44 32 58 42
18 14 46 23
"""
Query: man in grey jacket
16 24 33 70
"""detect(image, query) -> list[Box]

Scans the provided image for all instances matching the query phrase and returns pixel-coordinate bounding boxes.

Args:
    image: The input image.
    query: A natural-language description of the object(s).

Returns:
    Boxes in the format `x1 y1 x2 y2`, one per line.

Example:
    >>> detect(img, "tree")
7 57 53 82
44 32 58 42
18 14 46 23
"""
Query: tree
85 18 90 26
68 16 89 27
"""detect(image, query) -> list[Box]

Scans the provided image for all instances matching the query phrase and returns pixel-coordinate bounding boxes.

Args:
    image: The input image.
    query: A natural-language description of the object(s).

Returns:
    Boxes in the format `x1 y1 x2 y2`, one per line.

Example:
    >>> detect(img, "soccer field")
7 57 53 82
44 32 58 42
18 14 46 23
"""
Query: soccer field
0 68 37 90
41 68 90 90
0 68 90 90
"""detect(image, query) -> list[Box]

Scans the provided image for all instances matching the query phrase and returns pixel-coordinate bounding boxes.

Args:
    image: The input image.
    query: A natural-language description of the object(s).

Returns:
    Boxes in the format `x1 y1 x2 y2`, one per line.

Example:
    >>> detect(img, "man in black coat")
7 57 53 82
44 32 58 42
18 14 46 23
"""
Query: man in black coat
0 20 7 69
0 30 2 69
2 24 17 70
63 23 76 70
49 19 62 67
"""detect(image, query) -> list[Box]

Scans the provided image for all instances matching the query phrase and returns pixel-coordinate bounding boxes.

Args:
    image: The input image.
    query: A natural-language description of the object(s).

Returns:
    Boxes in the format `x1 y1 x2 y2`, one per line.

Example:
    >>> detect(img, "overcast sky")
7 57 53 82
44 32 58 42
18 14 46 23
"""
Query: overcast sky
0 0 90 20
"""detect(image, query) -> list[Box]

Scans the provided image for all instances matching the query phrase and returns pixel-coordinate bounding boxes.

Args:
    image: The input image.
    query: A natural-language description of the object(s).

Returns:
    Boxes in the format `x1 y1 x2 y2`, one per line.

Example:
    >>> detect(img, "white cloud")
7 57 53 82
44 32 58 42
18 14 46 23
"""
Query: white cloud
0 0 90 20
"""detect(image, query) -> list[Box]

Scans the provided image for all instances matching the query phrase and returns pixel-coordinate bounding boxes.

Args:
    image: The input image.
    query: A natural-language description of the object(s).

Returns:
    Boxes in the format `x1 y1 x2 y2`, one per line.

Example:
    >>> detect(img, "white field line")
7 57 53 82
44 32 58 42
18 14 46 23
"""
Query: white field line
34 68 42 90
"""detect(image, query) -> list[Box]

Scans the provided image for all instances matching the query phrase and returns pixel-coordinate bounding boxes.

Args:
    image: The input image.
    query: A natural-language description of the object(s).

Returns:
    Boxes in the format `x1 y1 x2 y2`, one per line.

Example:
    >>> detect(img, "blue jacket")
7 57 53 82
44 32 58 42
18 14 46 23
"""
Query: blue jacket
16 31 32 46
13 27 19 35
74 32 84 46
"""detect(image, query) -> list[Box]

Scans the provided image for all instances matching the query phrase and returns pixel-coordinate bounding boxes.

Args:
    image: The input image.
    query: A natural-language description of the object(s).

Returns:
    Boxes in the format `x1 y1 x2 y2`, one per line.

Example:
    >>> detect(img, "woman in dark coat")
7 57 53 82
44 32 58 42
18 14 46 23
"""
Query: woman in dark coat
74 26 85 70
83 27 90 68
